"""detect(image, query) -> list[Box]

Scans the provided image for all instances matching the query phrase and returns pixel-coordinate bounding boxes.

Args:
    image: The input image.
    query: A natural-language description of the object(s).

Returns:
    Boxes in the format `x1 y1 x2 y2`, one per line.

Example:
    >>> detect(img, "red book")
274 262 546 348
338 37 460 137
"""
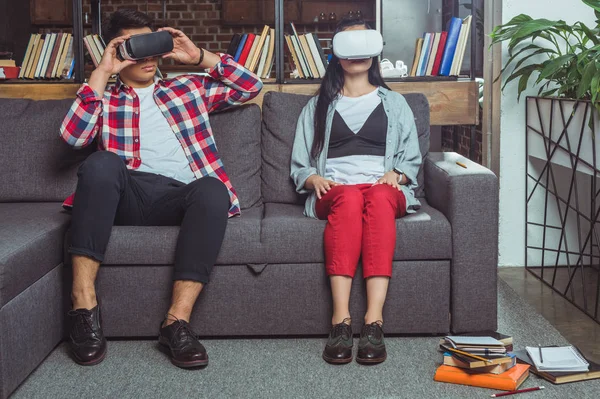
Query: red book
238 34 256 66
431 31 448 76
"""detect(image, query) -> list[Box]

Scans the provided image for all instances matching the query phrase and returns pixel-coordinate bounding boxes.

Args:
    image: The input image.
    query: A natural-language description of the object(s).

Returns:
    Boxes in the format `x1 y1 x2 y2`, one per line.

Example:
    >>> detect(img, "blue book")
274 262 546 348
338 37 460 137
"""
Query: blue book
417 33 431 77
439 17 463 76
234 34 248 63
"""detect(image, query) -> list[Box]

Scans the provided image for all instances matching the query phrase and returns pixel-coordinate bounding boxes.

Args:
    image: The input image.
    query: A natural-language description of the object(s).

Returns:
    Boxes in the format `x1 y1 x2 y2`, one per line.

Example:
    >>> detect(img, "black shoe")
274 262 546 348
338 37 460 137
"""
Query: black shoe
322 318 353 364
68 305 107 366
356 321 387 365
158 319 208 368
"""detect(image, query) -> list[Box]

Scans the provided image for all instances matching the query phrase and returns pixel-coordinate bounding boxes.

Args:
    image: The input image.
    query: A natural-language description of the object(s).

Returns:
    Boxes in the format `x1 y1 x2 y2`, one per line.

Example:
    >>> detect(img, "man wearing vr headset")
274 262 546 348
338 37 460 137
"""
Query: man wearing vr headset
60 9 262 368
291 19 422 365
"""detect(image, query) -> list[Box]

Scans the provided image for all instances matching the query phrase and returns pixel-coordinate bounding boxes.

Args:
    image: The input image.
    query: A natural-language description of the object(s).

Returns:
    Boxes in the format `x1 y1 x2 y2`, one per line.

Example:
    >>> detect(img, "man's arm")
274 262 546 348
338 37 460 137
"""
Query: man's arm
159 27 263 114
60 34 135 148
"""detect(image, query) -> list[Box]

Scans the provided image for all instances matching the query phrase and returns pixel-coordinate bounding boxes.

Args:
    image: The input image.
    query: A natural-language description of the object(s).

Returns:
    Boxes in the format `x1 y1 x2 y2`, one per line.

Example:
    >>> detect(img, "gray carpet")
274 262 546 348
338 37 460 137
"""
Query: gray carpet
12 280 600 399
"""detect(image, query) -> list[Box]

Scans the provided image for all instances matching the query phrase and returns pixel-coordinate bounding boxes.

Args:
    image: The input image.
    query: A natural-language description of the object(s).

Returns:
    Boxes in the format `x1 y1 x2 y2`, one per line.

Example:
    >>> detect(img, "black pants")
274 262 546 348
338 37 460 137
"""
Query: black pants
69 151 230 284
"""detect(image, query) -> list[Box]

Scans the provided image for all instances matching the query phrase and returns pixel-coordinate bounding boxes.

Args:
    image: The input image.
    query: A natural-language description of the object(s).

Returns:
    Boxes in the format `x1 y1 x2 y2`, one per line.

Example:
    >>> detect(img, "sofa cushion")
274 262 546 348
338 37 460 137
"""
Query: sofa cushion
0 99 93 202
0 203 71 307
89 206 265 265
260 200 451 264
260 92 430 204
210 104 262 209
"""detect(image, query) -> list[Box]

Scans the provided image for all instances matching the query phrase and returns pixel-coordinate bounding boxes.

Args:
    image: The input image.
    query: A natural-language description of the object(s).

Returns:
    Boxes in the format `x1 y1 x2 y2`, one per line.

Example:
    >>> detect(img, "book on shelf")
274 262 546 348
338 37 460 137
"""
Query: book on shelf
226 33 242 57
261 28 276 79
244 35 260 69
425 32 441 76
54 34 72 78
312 33 328 71
285 35 304 78
434 363 530 391
249 25 270 72
306 33 326 78
417 33 431 77
28 35 44 79
431 31 448 76
238 33 256 66
290 22 314 78
409 38 423 77
299 34 319 78
47 33 66 79
233 34 248 63
439 16 463 76
34 34 50 78
513 348 600 384
450 15 472 76
18 34 36 78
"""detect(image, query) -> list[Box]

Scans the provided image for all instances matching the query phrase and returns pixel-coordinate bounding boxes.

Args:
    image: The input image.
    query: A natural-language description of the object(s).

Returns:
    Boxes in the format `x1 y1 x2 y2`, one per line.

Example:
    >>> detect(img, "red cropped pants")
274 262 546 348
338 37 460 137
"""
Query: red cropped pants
315 184 407 279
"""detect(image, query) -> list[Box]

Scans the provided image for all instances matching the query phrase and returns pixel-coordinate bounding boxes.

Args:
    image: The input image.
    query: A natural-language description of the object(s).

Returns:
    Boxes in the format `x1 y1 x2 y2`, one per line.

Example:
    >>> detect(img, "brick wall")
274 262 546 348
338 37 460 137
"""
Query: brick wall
441 108 483 164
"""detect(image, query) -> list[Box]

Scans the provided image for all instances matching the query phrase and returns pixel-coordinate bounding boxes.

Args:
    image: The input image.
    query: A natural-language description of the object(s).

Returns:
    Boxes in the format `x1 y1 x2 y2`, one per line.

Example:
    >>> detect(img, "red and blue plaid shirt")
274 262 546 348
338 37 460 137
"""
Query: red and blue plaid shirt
60 53 262 217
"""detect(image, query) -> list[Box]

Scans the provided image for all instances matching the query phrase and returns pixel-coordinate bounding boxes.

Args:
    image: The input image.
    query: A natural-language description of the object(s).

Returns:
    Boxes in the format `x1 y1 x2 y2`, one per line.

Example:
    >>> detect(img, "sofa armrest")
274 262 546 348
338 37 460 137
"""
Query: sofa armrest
424 152 499 333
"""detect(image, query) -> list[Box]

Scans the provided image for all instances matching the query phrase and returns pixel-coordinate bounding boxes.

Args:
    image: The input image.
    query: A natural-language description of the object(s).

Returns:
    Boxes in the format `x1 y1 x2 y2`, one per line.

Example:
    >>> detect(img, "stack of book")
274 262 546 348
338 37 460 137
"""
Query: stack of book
513 346 600 384
409 15 472 77
18 33 75 79
284 23 327 80
227 25 276 79
83 34 106 67
434 333 531 391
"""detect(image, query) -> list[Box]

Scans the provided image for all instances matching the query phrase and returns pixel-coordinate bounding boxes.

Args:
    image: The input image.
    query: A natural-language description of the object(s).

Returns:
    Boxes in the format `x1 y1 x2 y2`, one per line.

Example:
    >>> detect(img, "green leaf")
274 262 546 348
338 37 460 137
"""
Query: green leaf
510 19 564 45
502 64 540 92
537 54 577 82
540 88 559 97
576 22 600 45
583 0 600 13
518 68 536 101
591 74 600 103
578 62 596 98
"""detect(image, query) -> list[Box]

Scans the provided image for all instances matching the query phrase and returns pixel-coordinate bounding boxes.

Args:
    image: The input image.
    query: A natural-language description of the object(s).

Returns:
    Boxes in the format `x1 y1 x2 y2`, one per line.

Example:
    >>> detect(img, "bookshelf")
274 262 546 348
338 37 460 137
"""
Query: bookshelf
0 0 480 129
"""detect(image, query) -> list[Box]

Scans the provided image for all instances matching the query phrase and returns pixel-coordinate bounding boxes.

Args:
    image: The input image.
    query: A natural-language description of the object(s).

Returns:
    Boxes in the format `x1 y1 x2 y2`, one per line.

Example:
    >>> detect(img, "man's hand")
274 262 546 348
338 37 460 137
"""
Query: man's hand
158 27 202 65
96 35 136 76
375 171 402 190
305 175 341 200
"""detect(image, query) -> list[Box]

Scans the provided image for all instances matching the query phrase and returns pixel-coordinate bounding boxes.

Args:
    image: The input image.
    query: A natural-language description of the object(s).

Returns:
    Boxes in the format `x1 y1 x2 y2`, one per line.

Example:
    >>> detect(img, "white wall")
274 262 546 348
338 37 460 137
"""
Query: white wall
498 0 598 266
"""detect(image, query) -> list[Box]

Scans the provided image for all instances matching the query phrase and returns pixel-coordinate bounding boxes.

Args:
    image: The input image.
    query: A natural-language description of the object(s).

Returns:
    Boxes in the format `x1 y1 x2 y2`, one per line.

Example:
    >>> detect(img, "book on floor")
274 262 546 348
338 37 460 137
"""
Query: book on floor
525 345 589 373
434 363 530 390
457 331 513 347
443 352 516 374
513 349 600 384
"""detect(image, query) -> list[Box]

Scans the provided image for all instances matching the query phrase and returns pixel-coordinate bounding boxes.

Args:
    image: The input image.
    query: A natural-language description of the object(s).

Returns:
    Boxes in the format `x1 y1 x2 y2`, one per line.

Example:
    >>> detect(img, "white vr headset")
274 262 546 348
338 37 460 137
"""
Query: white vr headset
332 30 384 60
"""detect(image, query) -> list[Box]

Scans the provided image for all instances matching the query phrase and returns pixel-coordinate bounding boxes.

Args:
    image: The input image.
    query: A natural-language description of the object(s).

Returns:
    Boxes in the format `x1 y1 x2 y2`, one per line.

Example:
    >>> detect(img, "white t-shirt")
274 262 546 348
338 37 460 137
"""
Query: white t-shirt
325 88 386 185
134 85 196 184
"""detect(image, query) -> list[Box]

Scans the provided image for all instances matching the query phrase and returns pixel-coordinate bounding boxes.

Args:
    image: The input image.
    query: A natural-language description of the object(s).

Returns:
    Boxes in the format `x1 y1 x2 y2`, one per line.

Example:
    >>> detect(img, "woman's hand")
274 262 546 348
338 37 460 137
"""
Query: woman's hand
375 171 402 190
158 27 202 65
305 175 341 199
96 34 136 76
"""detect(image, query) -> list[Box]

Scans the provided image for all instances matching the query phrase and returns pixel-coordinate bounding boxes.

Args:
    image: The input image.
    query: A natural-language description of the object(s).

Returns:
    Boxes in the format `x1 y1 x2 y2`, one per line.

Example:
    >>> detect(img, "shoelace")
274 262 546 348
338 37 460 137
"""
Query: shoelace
331 317 352 340
364 321 384 340
164 314 198 346
68 309 97 338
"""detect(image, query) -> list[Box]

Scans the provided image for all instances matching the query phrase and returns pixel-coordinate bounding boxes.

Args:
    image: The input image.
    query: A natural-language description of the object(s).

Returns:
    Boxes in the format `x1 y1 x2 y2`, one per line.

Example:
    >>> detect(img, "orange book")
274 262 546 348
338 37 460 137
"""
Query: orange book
434 363 530 391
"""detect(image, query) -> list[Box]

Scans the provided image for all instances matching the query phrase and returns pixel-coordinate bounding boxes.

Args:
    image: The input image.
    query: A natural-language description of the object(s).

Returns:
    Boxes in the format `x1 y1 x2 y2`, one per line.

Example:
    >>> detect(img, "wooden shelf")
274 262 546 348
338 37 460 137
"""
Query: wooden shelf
0 79 478 126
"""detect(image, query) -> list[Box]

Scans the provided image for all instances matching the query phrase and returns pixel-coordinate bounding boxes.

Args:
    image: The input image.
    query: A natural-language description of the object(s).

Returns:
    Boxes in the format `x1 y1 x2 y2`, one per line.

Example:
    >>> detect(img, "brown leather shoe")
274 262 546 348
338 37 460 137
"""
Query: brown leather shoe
159 319 208 368
322 318 353 364
356 321 387 364
68 305 107 366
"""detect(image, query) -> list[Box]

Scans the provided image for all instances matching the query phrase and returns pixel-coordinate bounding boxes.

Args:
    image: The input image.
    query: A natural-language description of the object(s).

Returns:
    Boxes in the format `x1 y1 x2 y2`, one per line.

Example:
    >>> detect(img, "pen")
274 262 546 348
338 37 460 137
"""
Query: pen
539 345 543 363
456 161 467 168
490 386 544 397
444 347 493 364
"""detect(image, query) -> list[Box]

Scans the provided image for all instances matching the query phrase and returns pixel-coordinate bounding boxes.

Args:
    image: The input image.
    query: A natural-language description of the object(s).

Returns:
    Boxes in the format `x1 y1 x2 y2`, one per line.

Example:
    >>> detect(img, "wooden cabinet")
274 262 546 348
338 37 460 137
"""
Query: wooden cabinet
30 0 72 25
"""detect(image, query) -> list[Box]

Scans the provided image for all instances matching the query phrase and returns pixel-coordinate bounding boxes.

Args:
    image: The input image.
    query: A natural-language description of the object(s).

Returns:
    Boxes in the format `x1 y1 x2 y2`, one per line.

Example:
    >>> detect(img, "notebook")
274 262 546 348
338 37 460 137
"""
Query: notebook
446 336 505 347
513 349 600 384
525 346 589 373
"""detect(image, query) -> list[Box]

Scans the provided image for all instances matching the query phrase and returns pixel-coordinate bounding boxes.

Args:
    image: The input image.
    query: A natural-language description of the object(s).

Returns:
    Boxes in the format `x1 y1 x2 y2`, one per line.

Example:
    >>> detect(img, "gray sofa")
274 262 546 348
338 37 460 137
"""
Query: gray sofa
0 91 498 398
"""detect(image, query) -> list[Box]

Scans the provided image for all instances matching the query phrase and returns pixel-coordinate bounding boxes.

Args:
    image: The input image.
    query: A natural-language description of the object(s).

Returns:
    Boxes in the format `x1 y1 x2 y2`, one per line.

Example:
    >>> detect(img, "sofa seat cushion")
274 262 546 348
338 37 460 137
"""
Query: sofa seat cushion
0 203 71 307
261 200 451 264
94 206 265 265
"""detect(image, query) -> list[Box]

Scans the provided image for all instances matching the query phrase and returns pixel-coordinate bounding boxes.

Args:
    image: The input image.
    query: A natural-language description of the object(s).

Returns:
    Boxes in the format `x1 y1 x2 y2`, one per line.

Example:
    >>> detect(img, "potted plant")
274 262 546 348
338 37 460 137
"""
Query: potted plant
490 0 600 109
491 0 600 321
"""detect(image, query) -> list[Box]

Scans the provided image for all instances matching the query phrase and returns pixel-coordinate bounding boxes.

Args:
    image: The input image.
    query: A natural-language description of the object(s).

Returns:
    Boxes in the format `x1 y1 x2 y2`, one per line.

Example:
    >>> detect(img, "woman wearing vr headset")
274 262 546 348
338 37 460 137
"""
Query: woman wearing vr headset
291 18 422 365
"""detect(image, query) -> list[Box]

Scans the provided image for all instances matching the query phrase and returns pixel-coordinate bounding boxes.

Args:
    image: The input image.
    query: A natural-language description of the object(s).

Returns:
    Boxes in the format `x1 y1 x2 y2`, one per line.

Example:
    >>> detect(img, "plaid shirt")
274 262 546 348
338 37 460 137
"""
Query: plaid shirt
60 53 263 217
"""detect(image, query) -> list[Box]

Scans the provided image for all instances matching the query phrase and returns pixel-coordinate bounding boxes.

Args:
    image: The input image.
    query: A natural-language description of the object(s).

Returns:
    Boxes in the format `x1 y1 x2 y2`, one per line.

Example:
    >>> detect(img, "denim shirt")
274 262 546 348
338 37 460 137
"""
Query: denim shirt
290 87 422 219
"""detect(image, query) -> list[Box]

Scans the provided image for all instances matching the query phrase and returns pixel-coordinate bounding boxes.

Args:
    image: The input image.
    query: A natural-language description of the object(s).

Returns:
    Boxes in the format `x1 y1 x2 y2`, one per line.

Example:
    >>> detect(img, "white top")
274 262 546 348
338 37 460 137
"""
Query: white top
325 88 386 185
134 85 196 184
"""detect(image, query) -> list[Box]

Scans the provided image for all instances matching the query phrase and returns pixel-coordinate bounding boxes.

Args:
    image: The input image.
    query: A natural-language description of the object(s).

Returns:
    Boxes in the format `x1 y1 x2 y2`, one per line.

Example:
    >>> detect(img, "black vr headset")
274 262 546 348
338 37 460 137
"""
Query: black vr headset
117 31 174 61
